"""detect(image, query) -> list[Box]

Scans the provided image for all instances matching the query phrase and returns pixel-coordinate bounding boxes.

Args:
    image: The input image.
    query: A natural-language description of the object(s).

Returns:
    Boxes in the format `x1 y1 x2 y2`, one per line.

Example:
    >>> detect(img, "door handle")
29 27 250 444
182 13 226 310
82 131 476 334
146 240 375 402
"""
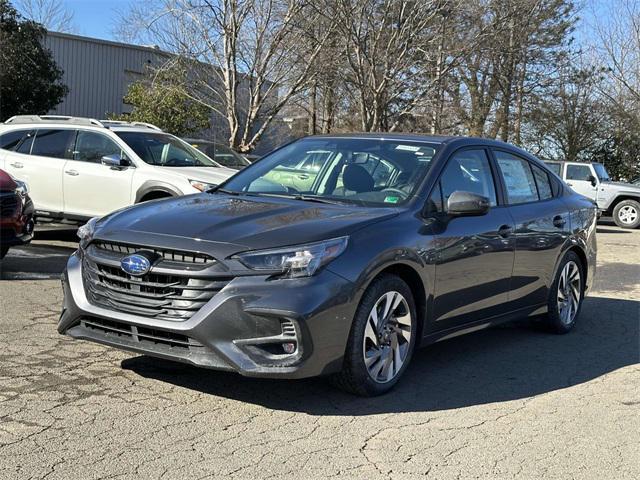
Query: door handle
10 162 23 168
566 182 573 187
553 215 566 228
298 174 309 180
65 169 79 176
498 225 513 238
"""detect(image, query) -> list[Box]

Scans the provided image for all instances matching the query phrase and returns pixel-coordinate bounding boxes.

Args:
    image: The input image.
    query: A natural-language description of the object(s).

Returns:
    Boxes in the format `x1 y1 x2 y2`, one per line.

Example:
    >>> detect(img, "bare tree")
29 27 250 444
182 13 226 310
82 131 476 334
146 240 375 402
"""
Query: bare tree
327 0 467 132
595 0 640 116
14 0 75 32
118 0 336 152
451 0 574 141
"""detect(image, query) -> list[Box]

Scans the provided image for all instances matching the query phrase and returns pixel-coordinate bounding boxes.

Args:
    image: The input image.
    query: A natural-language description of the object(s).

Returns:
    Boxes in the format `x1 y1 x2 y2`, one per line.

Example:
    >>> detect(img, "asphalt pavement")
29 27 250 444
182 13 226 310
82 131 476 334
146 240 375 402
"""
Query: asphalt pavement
0 223 638 479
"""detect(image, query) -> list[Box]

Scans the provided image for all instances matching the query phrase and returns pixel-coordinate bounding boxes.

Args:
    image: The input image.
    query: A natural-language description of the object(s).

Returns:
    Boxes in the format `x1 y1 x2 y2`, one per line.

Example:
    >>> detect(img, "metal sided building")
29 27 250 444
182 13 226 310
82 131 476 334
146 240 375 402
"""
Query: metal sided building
43 31 292 154
44 31 166 119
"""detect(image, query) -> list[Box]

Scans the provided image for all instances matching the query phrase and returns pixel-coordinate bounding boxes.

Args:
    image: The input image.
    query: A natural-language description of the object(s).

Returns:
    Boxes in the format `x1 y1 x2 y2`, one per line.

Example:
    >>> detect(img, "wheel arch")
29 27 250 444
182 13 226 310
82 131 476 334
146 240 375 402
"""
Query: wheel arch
607 194 640 214
135 181 181 203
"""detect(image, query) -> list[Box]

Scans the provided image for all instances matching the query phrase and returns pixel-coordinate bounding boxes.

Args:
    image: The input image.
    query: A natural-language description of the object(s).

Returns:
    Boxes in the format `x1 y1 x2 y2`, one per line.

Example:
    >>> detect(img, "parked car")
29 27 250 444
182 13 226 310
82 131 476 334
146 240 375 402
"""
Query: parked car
0 169 34 259
58 134 597 396
0 116 236 223
545 160 640 229
185 138 251 170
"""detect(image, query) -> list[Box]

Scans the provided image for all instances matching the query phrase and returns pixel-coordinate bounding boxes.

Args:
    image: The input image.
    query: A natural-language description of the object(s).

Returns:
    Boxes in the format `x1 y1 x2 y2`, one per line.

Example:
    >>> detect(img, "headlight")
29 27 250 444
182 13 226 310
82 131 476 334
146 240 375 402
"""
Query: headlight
190 179 217 192
234 236 348 278
77 217 99 249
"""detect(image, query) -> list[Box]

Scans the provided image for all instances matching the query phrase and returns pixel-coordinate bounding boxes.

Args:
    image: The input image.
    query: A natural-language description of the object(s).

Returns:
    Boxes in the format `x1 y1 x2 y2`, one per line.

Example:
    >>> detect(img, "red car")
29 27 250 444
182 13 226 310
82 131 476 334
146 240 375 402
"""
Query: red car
0 169 34 259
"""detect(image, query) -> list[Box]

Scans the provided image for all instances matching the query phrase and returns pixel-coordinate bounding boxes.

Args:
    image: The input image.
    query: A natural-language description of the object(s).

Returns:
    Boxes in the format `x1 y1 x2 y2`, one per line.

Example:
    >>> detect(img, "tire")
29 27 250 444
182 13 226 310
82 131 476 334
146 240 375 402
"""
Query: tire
612 199 640 229
546 251 585 334
332 274 417 396
0 246 9 260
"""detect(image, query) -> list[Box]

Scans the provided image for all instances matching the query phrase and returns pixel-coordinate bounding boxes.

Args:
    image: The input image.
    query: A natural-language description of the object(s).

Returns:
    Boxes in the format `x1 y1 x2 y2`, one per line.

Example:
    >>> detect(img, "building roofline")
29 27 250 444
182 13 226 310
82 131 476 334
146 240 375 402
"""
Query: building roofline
46 30 170 56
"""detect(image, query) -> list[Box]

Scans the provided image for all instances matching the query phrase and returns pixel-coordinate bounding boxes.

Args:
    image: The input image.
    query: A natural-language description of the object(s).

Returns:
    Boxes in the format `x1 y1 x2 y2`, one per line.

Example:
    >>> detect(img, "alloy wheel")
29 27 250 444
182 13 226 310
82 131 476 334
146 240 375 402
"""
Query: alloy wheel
618 205 638 225
556 261 581 325
362 291 412 383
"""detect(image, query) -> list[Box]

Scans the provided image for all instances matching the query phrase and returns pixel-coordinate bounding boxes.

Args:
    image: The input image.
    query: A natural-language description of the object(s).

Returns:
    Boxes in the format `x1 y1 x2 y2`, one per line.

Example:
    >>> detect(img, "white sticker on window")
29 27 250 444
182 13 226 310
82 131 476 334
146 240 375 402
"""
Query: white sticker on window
395 145 421 152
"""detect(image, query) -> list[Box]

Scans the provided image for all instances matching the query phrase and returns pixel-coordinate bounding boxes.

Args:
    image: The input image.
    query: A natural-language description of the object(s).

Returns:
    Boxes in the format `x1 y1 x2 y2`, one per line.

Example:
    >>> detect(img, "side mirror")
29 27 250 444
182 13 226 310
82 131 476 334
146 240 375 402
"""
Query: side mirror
447 190 490 216
588 174 597 187
101 154 131 170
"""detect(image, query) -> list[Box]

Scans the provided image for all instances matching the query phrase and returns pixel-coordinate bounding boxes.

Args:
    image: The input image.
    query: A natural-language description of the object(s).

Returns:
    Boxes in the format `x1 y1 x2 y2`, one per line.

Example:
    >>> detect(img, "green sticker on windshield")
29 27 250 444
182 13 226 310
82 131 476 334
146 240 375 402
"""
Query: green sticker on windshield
384 196 400 204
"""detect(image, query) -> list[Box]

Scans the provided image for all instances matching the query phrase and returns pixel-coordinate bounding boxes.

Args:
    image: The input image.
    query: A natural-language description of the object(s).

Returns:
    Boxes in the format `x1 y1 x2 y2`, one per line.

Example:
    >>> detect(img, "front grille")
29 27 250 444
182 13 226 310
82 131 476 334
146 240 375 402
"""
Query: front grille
0 192 18 217
93 240 214 265
80 317 203 351
83 260 232 321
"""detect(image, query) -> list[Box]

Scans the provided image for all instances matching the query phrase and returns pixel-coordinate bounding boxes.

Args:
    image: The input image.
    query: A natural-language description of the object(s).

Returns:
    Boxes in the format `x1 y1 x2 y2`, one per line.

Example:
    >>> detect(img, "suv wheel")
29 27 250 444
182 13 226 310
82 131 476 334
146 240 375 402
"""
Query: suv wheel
333 274 417 396
546 251 584 334
613 199 640 229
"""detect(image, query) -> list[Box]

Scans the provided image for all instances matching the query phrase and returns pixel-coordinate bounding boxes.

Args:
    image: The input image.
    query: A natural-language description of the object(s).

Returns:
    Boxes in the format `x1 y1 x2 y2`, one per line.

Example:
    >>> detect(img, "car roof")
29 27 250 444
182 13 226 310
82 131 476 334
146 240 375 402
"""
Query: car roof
304 133 521 148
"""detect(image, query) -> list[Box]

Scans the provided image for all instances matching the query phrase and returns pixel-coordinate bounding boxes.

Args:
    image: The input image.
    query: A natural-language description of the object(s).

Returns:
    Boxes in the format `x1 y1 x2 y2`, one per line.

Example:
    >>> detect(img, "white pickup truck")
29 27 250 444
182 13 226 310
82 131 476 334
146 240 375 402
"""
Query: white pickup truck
545 160 640 229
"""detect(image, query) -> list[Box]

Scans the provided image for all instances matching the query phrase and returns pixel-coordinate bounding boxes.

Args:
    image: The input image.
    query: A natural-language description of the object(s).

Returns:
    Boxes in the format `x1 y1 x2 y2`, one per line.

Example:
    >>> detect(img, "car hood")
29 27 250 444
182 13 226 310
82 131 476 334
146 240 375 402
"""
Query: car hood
602 181 640 192
95 193 398 255
160 166 238 184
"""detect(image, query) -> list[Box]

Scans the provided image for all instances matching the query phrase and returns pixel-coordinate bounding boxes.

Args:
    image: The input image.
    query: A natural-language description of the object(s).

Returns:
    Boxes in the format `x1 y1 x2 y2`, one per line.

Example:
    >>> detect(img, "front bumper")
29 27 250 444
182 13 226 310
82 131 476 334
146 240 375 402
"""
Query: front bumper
0 195 34 247
58 251 358 379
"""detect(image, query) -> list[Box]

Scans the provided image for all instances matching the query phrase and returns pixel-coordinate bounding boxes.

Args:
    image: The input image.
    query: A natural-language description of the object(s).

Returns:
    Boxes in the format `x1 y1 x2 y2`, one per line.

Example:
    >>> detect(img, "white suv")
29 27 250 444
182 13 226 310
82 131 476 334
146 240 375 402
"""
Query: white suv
0 116 237 222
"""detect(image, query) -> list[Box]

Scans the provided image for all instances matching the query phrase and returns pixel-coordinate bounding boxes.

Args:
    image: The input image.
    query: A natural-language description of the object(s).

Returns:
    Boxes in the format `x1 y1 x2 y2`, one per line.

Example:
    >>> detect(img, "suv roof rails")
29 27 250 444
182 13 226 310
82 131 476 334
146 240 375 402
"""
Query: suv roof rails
99 120 163 131
4 115 105 127
3 115 163 132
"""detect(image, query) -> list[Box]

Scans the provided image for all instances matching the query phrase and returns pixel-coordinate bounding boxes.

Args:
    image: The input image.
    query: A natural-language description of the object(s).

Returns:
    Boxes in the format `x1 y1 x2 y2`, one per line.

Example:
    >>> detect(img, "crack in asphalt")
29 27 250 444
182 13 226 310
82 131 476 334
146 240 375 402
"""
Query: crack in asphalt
1 231 639 479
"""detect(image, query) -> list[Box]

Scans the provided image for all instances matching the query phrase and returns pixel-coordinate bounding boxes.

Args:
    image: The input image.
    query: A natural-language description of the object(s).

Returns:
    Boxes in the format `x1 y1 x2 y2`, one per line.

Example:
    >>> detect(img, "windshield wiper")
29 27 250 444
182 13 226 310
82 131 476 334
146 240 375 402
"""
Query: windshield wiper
209 187 241 195
254 192 347 205
290 195 347 205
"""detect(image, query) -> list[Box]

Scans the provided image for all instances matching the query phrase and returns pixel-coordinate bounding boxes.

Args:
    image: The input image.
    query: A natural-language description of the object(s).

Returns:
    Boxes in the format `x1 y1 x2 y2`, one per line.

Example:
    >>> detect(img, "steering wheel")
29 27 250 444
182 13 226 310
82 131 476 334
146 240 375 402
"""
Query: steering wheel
380 187 408 199
164 158 186 166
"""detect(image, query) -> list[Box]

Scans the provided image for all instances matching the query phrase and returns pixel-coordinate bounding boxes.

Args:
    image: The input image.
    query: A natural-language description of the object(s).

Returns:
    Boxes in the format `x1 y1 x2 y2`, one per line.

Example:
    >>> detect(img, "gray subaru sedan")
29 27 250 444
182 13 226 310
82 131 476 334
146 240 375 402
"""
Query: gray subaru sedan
58 134 597 396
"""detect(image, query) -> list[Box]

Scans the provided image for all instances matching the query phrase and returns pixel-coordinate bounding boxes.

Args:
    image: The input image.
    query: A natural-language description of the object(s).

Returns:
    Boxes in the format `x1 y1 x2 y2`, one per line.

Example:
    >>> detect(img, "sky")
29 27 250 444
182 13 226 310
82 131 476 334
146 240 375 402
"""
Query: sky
16 0 612 48
36 0 131 41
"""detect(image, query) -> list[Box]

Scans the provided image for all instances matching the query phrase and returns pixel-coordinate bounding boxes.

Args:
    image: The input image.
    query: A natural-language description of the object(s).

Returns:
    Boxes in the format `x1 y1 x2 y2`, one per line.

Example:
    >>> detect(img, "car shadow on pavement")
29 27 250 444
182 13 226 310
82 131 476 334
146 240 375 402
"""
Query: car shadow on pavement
0 244 76 280
0 227 77 280
121 295 639 414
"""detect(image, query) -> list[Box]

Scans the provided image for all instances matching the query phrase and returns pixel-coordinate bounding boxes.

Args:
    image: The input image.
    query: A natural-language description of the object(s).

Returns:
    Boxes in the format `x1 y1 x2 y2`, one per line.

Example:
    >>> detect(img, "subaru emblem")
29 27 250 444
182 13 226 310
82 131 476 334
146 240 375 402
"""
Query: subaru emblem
120 253 152 276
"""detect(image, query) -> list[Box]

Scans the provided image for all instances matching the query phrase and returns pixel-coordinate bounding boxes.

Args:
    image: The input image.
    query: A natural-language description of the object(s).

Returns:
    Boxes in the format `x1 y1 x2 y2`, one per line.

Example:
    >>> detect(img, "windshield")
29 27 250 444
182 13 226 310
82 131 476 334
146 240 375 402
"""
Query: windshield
116 132 220 167
220 138 439 207
198 143 251 168
593 163 610 182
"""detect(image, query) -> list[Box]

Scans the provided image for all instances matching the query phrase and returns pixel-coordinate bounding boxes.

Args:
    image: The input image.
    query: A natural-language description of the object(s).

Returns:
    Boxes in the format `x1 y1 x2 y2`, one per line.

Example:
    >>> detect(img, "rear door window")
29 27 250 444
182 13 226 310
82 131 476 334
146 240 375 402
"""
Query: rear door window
31 129 74 159
14 131 35 154
0 129 29 151
494 151 539 204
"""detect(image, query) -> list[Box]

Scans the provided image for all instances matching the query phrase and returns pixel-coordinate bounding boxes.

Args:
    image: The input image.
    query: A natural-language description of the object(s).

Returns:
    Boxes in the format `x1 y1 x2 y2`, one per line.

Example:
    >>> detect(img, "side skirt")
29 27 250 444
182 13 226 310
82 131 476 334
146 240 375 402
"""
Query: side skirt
419 303 547 347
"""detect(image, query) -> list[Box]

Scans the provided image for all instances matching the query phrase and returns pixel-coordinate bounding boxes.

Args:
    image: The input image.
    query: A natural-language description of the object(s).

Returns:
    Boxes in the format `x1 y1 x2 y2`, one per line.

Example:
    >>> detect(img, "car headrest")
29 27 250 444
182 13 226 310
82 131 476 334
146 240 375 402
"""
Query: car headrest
343 164 374 193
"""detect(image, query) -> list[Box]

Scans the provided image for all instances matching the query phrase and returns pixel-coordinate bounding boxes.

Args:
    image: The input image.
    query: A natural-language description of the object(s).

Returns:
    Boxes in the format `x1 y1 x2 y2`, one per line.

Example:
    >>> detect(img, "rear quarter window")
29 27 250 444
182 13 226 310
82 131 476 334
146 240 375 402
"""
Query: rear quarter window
545 162 562 176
